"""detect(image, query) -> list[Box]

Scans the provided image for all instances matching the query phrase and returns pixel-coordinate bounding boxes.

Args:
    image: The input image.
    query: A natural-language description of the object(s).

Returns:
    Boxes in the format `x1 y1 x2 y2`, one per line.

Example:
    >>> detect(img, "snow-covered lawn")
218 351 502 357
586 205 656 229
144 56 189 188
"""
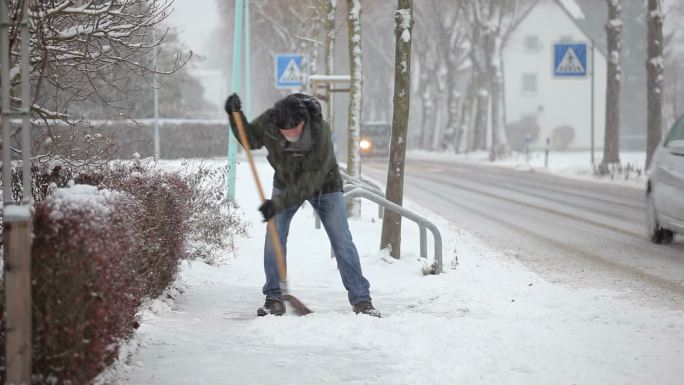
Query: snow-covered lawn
101 156 683 385
407 149 648 190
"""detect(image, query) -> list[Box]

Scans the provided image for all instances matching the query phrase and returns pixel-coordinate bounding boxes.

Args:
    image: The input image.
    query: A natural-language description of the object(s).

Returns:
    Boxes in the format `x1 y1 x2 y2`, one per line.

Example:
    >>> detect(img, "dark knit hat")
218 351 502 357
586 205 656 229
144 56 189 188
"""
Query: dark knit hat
273 94 309 129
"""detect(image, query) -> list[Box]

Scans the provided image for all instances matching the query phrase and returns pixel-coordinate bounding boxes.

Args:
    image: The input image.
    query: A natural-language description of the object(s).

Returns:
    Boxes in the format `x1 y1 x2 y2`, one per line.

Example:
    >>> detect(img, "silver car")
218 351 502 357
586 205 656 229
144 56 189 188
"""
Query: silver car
646 115 684 244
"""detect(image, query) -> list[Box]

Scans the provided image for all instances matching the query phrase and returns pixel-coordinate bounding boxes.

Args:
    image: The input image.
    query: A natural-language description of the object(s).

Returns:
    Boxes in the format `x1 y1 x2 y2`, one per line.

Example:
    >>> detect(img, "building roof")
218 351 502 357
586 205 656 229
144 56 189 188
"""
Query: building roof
505 0 607 57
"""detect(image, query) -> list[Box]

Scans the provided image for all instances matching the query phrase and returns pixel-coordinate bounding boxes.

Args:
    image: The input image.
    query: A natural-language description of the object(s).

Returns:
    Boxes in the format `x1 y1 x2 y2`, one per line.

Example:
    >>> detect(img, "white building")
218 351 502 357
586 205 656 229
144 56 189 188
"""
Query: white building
503 0 607 151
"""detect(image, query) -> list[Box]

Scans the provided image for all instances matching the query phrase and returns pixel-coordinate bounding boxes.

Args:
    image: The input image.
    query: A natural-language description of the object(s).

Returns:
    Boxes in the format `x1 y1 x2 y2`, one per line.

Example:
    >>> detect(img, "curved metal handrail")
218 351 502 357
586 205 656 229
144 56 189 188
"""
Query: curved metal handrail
343 186 443 274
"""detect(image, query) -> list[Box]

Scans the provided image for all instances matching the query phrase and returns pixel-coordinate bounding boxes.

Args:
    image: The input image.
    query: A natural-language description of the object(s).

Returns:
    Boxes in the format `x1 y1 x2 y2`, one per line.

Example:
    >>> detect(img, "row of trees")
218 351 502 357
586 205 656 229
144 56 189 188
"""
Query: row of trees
217 0 681 172
604 0 667 170
215 0 532 163
0 0 211 170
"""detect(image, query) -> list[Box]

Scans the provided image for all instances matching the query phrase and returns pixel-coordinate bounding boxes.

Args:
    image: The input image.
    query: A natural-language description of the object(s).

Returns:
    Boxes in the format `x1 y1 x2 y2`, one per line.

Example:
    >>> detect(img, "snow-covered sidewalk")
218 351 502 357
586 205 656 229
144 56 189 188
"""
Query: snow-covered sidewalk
103 157 683 385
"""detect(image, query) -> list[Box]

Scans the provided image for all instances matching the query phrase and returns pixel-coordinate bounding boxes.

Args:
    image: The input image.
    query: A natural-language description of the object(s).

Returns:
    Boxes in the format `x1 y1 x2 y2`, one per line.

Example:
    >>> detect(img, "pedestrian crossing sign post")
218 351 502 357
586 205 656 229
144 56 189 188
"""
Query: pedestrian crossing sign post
553 43 588 78
275 54 304 89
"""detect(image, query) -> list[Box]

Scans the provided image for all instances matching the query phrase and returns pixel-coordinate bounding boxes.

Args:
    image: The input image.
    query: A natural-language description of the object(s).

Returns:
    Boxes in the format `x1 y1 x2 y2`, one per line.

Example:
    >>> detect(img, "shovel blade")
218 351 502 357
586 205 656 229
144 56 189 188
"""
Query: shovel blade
283 293 313 316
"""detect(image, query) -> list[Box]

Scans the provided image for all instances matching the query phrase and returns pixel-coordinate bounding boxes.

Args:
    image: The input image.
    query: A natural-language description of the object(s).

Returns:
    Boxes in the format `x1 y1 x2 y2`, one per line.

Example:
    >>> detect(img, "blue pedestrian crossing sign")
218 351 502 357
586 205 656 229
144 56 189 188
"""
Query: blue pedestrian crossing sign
553 43 588 77
275 54 304 88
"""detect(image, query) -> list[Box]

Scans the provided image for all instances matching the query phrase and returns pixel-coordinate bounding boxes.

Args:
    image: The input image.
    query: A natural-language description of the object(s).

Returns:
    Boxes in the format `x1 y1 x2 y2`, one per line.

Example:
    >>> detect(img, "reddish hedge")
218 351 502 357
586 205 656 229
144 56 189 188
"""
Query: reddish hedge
1 164 192 385
31 185 145 385
76 165 191 298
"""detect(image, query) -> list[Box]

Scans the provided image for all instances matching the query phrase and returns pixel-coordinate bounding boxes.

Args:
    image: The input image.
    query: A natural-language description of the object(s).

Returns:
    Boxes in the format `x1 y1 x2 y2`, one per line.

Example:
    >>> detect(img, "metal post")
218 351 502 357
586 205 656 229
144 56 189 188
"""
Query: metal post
227 0 245 200
20 4 30 202
245 0 251 119
4 1 33 384
1 0 10 204
544 137 550 168
590 40 595 165
674 71 678 119
153 41 160 161
4 212 32 385
419 225 427 260
325 0 336 153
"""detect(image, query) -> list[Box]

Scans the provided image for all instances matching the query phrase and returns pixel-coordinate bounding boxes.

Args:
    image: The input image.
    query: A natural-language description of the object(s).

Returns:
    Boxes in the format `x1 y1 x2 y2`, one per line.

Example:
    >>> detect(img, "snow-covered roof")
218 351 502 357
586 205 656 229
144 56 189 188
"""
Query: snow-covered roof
506 0 607 57
557 0 585 20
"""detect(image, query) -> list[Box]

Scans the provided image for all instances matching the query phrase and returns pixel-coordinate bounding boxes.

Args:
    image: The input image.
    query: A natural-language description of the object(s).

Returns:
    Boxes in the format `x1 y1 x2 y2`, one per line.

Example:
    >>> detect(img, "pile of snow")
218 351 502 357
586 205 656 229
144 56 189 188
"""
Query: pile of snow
48 183 127 223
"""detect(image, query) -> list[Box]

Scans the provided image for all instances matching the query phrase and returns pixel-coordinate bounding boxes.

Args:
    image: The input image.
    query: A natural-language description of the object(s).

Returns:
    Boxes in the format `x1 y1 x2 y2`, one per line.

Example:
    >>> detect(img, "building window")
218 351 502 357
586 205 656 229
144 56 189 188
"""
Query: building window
524 35 540 52
522 73 538 95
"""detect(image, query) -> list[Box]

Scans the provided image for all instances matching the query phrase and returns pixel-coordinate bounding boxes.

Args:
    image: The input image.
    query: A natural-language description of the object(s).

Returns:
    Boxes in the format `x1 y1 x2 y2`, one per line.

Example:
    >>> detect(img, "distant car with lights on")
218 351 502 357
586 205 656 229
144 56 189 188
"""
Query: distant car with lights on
646 115 684 244
359 121 390 157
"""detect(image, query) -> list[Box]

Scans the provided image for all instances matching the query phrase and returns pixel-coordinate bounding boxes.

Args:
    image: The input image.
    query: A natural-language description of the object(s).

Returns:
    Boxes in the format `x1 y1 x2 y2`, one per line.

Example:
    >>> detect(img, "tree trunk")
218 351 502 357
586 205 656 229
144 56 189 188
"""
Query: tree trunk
469 15 488 151
421 82 435 149
473 80 489 150
483 3 498 159
646 0 664 170
446 65 461 152
415 42 431 149
346 0 363 216
456 79 476 151
490 35 509 160
381 0 413 259
325 0 336 143
431 59 449 151
602 0 622 168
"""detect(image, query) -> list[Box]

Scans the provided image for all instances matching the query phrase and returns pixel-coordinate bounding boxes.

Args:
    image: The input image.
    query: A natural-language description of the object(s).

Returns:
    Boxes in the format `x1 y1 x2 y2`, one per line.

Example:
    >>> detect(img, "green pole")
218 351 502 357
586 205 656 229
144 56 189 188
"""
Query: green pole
227 0 245 200
245 0 252 119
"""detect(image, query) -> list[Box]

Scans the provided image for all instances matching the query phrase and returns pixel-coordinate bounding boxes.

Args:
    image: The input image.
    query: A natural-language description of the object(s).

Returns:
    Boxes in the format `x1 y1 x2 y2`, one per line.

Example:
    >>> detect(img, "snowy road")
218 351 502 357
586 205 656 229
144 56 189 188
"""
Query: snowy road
363 158 684 310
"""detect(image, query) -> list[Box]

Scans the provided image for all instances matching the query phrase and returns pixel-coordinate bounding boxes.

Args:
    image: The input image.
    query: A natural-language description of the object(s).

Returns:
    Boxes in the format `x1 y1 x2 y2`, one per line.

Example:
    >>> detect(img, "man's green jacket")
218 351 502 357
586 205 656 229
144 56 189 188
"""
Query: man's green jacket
230 96 343 211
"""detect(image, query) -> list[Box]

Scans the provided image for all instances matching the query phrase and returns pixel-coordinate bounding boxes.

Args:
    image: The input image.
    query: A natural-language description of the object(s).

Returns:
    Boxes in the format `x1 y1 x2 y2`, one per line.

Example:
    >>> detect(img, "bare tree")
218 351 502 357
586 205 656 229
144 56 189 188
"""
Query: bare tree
463 0 519 157
27 0 187 120
346 0 362 216
663 0 684 124
324 0 336 132
646 0 664 169
0 0 190 169
380 0 412 259
601 0 622 169
418 0 468 151
412 1 440 150
463 1 487 152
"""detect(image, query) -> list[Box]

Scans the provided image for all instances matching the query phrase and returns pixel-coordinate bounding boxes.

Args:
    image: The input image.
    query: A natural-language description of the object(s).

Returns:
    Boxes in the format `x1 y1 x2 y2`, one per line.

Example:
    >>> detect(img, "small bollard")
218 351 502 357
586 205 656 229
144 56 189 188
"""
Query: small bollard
544 137 550 168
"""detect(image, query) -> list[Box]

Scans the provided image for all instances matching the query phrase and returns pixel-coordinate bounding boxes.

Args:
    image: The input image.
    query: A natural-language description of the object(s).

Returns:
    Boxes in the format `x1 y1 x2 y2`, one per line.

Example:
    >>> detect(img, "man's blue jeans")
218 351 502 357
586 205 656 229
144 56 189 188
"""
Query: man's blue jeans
263 189 371 305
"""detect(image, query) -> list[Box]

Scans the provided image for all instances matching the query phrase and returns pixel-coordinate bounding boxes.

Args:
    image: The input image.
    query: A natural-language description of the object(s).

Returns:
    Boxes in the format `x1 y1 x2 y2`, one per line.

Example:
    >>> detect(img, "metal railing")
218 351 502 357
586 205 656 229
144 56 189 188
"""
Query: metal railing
339 167 384 218
315 168 385 229
342 185 443 275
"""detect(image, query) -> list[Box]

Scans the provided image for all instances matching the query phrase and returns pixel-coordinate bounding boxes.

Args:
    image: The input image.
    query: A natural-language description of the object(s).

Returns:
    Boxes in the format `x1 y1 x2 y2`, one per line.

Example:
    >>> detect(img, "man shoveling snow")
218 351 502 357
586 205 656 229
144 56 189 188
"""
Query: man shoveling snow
224 93 381 318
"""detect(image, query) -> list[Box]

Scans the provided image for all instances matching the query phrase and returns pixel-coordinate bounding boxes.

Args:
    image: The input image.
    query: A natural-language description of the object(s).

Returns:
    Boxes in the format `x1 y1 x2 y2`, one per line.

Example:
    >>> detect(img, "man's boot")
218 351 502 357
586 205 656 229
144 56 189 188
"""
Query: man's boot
352 301 381 318
257 298 286 316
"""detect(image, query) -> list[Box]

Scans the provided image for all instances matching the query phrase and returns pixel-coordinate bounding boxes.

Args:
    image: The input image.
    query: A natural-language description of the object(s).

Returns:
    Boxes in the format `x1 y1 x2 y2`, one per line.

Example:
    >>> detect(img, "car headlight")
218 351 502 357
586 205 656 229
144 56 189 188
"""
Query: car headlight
360 139 371 150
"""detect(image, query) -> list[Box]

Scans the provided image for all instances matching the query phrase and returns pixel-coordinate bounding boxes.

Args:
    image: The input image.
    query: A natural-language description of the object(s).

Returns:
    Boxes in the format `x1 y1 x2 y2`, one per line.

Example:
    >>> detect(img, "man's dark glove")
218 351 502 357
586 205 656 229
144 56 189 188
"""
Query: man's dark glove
259 199 277 222
224 93 242 115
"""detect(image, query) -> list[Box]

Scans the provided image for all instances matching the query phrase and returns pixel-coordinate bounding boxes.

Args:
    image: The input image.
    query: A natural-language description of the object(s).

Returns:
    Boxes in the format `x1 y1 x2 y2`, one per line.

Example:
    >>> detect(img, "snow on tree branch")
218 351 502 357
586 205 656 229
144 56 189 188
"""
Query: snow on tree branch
2 0 189 122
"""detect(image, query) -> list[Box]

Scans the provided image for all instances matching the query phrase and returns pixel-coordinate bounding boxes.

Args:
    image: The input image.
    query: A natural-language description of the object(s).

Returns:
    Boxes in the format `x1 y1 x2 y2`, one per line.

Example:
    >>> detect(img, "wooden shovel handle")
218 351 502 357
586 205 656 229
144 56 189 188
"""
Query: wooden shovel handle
231 111 287 282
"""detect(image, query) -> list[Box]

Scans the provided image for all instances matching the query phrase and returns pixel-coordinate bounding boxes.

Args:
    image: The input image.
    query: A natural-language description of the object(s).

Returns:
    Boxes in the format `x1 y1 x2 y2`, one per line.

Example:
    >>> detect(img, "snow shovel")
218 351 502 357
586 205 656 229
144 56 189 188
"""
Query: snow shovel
231 111 313 316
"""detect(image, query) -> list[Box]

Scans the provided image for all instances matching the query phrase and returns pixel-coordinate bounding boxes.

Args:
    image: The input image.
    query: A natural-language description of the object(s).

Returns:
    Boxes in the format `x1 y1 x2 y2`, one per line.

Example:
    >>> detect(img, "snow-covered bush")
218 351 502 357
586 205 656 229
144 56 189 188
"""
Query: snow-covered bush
0 159 248 383
181 163 248 265
551 125 575 151
1 162 194 384
75 163 191 298
30 185 145 385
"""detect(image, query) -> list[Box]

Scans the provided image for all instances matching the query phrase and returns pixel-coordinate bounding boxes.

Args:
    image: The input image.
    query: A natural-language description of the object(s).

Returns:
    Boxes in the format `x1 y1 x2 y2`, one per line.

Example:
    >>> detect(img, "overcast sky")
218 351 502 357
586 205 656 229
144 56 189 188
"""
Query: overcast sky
168 0 219 54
